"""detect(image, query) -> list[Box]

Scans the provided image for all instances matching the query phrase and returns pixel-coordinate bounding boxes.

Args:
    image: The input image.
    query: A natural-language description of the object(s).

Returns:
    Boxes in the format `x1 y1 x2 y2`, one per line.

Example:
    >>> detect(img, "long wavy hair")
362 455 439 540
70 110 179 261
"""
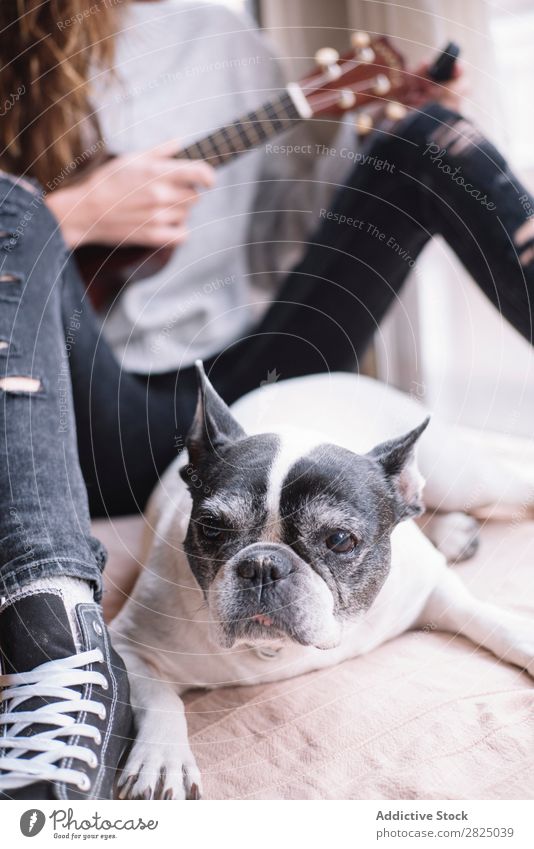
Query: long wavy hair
0 0 129 187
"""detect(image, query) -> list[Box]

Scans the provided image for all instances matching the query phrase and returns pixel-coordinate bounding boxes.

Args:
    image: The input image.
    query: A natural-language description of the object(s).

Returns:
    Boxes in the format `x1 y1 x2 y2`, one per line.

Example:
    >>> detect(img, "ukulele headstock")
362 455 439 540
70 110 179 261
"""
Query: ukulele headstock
298 32 407 119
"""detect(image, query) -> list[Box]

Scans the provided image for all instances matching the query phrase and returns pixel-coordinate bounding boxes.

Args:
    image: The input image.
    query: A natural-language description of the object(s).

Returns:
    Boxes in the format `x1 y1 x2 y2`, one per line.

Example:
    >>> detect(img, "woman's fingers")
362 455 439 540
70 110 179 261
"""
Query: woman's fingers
55 139 214 247
150 137 184 158
151 158 216 189
405 59 467 111
141 180 200 209
142 225 189 247
149 206 190 227
104 149 215 192
415 59 463 82
144 138 216 187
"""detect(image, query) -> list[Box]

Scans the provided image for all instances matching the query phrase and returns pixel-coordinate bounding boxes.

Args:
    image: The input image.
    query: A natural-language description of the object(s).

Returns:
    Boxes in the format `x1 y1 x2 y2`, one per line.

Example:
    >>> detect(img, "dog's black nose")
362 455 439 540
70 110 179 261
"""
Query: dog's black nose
236 552 292 585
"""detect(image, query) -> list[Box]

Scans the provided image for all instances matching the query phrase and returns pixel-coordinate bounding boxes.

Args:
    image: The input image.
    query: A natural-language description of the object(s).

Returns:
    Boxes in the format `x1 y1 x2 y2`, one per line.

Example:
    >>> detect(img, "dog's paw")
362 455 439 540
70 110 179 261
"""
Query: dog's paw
423 512 480 563
117 740 202 800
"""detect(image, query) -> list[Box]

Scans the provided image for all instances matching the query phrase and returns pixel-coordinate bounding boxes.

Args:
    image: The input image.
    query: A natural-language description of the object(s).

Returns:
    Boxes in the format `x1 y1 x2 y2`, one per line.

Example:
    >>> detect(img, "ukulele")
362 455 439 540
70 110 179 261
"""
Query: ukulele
74 34 459 310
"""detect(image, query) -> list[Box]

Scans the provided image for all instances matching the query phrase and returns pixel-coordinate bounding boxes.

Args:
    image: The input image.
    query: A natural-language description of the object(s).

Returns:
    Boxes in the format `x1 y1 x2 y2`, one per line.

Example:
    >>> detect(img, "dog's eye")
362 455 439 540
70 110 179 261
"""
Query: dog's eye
325 529 357 554
199 519 224 540
202 526 221 539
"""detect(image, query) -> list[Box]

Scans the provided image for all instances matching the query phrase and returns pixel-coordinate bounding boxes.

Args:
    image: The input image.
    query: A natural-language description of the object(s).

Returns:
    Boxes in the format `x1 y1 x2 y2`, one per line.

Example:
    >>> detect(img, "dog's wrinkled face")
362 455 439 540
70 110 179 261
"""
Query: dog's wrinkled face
181 364 429 650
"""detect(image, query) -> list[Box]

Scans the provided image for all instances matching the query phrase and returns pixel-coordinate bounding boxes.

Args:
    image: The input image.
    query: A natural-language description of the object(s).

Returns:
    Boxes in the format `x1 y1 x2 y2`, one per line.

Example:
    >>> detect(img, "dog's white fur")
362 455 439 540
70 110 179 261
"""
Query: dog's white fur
111 373 534 800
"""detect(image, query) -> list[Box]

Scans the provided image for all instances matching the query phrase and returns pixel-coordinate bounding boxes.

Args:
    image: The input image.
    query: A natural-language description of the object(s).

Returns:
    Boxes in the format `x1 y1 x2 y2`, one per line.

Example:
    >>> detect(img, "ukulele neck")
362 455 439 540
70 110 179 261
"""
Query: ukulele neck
177 90 302 167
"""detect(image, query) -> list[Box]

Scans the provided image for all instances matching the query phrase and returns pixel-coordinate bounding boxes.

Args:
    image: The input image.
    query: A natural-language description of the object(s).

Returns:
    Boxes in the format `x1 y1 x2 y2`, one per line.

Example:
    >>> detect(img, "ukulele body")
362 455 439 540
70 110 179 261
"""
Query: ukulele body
74 242 172 311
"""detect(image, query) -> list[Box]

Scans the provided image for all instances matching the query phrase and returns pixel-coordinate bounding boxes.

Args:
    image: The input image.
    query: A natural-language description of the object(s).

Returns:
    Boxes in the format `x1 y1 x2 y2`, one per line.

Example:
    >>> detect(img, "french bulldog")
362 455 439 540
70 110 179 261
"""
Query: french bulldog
112 363 534 800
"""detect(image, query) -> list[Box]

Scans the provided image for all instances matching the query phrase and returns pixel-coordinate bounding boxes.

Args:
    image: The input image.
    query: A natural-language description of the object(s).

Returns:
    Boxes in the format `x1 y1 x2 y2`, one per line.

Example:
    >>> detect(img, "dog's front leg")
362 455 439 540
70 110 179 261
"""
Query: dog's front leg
116 650 201 800
418 569 534 677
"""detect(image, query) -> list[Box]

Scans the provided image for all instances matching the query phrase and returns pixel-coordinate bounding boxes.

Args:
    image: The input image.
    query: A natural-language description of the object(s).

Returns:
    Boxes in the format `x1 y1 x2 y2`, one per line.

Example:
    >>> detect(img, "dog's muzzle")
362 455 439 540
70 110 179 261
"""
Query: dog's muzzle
234 543 293 594
208 542 341 650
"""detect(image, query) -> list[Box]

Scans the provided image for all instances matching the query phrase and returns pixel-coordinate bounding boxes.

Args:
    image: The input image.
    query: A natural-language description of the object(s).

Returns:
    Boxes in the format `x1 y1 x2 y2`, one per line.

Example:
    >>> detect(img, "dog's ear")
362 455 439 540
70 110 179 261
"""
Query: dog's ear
183 361 246 472
367 417 430 521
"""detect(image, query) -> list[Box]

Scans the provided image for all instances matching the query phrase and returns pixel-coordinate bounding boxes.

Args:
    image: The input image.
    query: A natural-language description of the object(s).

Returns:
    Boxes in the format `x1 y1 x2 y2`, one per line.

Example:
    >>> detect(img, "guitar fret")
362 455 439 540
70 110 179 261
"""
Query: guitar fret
203 133 225 162
180 140 203 161
257 105 276 135
237 109 267 145
196 136 218 162
216 132 247 165
234 119 258 146
265 101 285 130
178 92 301 165
234 121 252 147
237 109 260 143
250 111 271 142
276 91 300 122
201 128 241 165
219 126 240 154
214 114 262 157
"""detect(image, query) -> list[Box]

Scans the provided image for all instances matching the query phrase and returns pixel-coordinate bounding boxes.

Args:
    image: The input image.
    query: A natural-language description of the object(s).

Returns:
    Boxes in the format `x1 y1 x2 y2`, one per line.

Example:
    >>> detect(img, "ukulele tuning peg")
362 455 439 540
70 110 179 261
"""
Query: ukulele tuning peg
351 31 371 50
374 74 391 95
385 102 408 121
358 47 376 63
351 31 375 62
338 89 357 110
355 112 374 136
315 47 340 70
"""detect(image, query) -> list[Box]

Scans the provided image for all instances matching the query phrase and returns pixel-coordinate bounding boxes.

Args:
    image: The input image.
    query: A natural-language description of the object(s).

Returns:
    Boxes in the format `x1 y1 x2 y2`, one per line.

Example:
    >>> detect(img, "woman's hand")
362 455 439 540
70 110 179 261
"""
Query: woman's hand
45 140 215 249
407 60 468 112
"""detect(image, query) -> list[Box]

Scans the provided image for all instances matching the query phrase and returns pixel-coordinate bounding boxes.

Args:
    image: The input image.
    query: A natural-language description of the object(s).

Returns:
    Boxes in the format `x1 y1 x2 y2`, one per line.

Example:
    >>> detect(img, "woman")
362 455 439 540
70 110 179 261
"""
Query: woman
1 0 534 800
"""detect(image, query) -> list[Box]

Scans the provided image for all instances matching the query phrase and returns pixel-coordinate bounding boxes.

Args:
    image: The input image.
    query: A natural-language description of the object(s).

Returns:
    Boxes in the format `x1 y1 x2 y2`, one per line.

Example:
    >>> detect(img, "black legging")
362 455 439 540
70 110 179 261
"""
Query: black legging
1 102 533 598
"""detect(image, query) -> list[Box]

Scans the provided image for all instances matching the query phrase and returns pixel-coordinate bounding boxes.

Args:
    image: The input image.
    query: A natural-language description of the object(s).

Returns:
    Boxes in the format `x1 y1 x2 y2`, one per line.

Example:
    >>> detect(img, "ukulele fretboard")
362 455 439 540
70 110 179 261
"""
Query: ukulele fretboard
178 91 301 167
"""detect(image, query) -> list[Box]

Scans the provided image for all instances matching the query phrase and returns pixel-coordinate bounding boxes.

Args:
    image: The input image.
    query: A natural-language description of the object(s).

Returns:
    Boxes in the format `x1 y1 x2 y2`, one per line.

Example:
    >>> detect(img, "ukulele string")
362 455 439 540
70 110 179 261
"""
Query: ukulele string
179 50 391 163
179 47 397 165
305 76 394 114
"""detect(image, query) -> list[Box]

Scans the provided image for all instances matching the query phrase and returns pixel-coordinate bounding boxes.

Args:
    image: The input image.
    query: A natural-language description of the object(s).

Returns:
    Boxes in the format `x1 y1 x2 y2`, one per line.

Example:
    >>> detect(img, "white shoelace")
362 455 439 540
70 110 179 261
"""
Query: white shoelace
0 649 107 792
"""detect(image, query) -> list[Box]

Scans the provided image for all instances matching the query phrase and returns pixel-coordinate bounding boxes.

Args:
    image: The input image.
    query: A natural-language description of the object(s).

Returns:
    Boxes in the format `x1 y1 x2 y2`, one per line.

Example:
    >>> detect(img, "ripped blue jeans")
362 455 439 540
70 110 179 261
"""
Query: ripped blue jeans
0 177 107 598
